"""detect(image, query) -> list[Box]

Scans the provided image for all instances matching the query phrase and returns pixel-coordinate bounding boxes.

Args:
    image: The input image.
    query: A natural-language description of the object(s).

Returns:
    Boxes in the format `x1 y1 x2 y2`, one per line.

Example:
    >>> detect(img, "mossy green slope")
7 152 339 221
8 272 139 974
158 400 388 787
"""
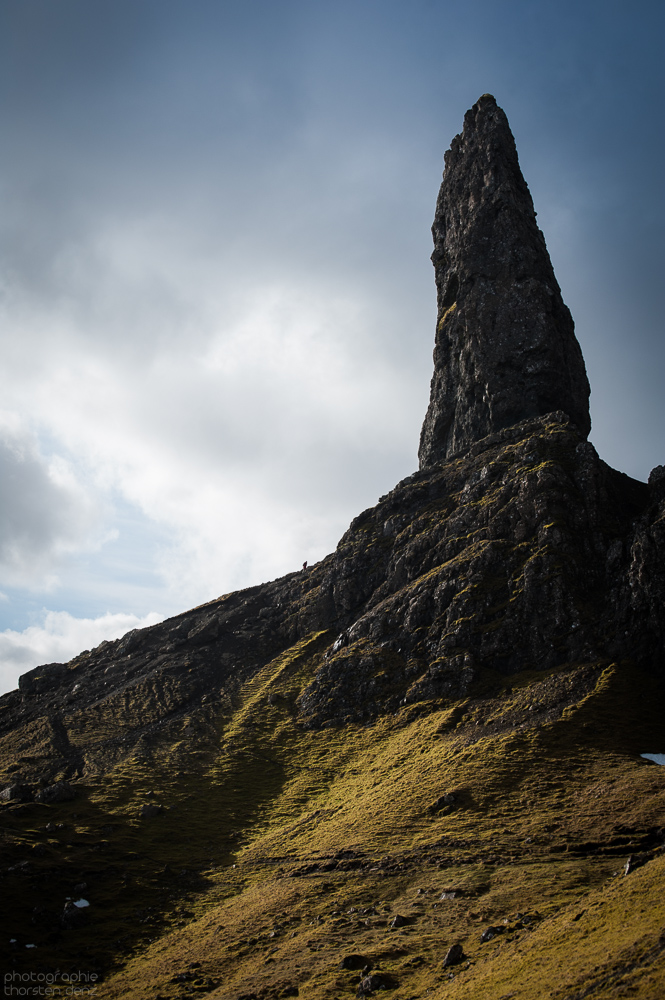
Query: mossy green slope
2 641 664 999
105 657 665 999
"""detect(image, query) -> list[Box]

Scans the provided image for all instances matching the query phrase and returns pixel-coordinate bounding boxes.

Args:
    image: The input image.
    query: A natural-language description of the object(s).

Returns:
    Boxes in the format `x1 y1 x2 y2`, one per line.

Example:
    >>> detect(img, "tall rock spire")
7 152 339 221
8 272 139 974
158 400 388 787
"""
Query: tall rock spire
418 94 591 469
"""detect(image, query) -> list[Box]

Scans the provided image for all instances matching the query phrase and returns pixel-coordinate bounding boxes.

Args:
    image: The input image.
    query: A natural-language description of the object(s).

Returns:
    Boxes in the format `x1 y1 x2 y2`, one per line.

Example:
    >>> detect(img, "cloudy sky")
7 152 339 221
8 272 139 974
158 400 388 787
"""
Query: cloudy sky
0 0 662 693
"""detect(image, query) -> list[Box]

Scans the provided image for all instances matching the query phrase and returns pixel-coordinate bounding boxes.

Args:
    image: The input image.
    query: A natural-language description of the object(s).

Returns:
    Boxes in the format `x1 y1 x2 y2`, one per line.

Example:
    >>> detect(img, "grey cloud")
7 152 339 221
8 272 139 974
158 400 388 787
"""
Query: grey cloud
0 424 100 587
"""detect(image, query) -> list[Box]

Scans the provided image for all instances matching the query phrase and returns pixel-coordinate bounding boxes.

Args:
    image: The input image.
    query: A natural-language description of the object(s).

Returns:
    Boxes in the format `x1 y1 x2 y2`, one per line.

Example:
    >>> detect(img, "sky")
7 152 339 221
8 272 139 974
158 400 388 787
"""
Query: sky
0 0 662 694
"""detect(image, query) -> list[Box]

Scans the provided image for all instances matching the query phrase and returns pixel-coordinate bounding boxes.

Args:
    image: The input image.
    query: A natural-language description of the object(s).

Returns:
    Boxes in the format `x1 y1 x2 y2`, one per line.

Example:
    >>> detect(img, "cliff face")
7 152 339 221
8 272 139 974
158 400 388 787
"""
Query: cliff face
302 415 658 726
419 94 591 468
0 98 663 1000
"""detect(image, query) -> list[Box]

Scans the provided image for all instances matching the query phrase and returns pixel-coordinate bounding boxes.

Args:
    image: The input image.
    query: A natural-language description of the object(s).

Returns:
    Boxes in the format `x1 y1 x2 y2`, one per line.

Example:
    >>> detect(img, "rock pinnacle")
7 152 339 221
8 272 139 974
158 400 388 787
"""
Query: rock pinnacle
418 94 591 469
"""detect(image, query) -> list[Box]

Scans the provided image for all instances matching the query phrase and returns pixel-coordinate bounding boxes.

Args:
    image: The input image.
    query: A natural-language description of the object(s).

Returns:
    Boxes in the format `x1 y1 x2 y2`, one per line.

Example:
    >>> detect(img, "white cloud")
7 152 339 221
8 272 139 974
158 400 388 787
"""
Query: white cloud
0 609 164 695
0 414 105 589
0 221 426 613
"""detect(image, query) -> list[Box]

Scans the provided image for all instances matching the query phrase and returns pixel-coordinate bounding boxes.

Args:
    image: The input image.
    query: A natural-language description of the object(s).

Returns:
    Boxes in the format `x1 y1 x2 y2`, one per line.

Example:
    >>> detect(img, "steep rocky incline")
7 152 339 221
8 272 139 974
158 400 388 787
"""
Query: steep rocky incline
0 560 332 781
1 413 661 780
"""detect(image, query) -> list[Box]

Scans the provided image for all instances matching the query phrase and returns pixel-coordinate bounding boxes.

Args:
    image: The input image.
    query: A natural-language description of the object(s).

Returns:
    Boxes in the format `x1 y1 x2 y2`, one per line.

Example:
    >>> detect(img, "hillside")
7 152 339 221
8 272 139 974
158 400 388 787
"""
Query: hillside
1 95 664 1000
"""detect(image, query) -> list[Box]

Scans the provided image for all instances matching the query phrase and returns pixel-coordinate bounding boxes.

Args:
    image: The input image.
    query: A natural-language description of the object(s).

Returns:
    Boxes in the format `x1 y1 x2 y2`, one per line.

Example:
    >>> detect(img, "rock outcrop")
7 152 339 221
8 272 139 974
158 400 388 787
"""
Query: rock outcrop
300 414 652 726
419 93 591 468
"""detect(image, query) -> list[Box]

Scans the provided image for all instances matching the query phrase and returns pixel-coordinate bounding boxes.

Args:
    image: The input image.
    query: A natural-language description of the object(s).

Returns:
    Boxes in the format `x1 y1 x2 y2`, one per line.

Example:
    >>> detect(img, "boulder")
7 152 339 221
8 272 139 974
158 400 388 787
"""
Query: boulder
357 973 390 996
35 781 75 804
429 792 456 813
0 783 34 803
442 943 465 967
140 803 164 819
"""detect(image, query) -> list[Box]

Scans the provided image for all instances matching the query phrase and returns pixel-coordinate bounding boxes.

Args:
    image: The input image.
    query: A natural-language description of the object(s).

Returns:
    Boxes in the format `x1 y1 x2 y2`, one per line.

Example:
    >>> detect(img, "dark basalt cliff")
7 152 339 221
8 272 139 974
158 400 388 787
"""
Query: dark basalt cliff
419 93 591 468
0 97 663 1000
303 416 661 725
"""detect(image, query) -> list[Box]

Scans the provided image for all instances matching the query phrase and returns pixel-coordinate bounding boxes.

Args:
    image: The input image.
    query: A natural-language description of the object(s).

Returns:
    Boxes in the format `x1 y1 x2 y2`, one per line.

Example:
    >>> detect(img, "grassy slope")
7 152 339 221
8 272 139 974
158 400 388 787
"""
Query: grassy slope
3 630 662 999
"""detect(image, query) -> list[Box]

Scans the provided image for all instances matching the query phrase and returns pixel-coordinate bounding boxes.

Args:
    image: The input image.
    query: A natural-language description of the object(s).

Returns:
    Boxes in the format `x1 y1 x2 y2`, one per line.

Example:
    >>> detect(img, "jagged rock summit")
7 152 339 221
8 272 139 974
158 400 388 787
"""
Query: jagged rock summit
419 93 591 469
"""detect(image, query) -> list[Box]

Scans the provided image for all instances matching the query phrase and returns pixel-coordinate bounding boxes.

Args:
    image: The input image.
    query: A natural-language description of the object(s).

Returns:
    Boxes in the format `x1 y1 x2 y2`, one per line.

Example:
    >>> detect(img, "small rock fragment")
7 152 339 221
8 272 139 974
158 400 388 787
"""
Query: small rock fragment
0 783 34 803
140 803 164 819
357 973 389 996
61 900 87 928
624 853 652 875
429 792 456 813
442 943 465 968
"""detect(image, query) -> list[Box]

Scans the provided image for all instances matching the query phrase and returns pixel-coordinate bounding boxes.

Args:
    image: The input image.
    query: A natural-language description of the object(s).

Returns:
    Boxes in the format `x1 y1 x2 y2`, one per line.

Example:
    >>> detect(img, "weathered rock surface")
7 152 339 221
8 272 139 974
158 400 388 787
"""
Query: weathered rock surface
299 413 653 726
419 93 590 468
442 942 465 967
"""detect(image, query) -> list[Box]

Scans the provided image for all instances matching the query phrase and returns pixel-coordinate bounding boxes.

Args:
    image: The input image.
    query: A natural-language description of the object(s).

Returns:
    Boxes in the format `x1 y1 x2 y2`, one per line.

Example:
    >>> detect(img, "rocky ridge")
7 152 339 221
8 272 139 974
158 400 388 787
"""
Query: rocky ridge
2 410 661 775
